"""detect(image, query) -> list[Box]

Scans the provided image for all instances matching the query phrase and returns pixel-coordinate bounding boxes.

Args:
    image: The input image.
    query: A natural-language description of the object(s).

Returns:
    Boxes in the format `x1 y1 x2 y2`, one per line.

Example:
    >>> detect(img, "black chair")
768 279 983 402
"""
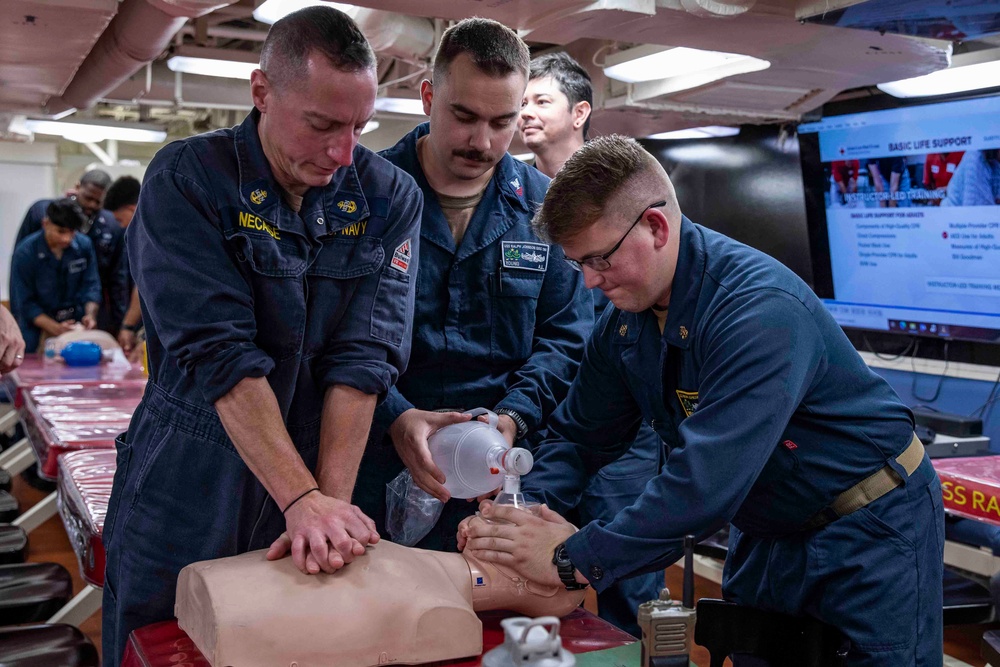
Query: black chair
693 527 730 561
0 562 73 626
0 491 19 523
0 524 28 564
942 567 996 626
0 624 99 666
694 599 850 667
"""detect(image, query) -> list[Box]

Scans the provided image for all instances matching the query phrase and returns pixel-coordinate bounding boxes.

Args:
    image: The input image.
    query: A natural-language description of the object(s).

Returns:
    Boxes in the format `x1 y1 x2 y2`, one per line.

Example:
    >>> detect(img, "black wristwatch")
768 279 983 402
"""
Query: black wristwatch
495 407 528 441
552 542 588 591
121 322 141 333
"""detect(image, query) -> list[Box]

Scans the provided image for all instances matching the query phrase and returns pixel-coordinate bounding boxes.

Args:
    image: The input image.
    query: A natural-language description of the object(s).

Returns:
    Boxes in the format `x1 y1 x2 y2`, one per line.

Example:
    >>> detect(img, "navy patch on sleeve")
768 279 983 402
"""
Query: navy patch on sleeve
501 241 549 272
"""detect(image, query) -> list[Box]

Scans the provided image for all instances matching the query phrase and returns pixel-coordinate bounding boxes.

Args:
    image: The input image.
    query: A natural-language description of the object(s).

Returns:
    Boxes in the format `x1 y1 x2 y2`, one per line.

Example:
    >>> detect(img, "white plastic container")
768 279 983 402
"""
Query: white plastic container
481 617 576 667
427 408 533 500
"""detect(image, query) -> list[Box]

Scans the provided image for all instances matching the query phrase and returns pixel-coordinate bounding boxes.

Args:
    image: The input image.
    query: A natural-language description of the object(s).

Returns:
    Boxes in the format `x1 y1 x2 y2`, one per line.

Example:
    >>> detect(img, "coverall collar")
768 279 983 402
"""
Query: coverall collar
233 109 370 234
611 216 704 352
35 229 83 262
660 217 705 350
389 123 531 259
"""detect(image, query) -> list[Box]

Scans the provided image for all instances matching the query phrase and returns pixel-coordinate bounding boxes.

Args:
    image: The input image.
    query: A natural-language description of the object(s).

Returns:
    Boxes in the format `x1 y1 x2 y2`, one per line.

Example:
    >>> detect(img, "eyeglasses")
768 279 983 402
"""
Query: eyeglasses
564 200 666 272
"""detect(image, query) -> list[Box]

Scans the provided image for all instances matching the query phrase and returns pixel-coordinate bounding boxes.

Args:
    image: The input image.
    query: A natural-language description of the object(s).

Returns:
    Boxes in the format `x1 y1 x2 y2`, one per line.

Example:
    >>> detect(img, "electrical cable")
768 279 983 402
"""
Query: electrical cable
863 333 917 361
911 340 949 403
971 368 1000 425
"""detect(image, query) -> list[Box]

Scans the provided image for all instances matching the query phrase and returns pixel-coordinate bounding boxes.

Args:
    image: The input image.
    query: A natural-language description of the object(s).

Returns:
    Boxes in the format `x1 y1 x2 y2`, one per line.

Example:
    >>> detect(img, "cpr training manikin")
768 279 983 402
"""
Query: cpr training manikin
175 538 586 666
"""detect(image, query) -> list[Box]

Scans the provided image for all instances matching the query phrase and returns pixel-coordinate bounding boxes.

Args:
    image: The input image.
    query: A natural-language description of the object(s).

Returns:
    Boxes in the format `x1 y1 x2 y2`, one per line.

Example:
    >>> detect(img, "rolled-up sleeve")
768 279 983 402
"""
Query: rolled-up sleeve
316 182 422 398
128 146 274 404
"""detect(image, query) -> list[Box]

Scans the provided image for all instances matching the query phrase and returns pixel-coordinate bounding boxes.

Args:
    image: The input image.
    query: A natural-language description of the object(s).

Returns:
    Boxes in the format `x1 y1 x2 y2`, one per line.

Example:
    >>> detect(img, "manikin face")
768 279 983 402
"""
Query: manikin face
252 53 377 196
42 219 77 252
559 206 670 312
518 76 578 151
74 182 105 218
422 53 525 183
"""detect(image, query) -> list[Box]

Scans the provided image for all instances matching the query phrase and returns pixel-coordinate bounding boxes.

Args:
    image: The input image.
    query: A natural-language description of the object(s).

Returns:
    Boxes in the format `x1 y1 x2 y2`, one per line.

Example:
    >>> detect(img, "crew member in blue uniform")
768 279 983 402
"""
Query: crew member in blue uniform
10 198 101 353
518 52 662 636
354 18 592 552
463 135 943 666
102 9 422 665
16 169 128 335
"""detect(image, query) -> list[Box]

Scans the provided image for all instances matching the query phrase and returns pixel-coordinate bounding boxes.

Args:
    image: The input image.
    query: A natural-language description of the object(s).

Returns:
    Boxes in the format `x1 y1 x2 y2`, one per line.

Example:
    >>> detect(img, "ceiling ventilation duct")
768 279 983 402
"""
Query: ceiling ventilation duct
355 8 436 61
46 0 240 115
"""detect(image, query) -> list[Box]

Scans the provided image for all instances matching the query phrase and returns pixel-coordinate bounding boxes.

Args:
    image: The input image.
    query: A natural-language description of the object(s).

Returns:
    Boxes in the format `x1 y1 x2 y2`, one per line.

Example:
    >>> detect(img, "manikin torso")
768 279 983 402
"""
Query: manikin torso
176 540 585 666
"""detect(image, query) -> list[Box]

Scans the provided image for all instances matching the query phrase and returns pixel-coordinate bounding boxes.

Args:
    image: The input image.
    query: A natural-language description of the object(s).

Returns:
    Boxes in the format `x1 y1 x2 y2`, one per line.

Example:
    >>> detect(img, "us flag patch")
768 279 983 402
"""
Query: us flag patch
391 238 411 273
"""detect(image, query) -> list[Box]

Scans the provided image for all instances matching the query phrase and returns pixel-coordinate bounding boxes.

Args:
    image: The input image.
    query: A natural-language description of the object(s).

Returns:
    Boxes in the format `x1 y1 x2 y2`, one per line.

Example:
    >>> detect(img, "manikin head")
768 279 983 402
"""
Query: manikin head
251 6 377 197
420 18 530 185
519 52 592 157
42 198 86 253
533 134 684 313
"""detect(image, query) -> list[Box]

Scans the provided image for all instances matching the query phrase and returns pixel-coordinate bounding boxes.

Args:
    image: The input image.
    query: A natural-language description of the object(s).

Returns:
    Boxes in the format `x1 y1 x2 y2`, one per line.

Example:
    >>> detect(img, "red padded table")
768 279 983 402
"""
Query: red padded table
23 383 144 481
0 354 145 408
57 449 116 587
123 608 635 666
933 456 1000 526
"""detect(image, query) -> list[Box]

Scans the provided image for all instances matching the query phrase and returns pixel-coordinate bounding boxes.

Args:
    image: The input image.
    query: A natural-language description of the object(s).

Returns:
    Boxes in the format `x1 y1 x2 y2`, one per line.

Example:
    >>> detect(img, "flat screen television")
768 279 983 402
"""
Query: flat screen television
798 94 1000 344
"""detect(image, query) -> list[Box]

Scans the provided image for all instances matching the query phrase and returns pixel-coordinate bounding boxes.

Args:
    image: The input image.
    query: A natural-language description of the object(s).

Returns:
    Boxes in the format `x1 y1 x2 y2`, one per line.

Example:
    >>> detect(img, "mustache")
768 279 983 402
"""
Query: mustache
453 149 493 163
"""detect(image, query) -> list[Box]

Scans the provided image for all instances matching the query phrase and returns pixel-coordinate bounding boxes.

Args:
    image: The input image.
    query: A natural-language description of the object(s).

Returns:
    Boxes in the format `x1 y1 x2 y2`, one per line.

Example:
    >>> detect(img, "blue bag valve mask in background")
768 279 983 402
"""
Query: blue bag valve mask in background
61 341 103 367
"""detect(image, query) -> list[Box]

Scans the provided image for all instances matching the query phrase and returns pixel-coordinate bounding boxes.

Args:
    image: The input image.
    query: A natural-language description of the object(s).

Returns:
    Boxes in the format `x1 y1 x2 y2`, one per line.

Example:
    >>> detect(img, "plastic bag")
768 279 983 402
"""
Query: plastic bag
386 468 445 546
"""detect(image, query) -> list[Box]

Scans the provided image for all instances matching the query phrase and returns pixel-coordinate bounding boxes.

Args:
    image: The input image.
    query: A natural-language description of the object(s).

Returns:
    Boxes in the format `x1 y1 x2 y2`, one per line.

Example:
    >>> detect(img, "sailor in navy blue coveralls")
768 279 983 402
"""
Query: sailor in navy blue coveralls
353 121 592 550
17 200 128 334
465 137 943 666
100 21 423 663
10 227 101 352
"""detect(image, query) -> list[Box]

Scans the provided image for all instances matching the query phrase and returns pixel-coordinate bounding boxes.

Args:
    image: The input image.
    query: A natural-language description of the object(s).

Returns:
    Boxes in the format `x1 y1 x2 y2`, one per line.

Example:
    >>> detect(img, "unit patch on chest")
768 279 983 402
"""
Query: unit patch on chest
500 241 548 272
675 390 699 418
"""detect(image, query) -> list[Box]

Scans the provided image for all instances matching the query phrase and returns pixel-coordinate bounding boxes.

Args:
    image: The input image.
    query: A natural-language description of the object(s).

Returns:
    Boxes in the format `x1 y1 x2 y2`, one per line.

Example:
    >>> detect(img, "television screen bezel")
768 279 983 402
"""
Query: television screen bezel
797 87 1000 350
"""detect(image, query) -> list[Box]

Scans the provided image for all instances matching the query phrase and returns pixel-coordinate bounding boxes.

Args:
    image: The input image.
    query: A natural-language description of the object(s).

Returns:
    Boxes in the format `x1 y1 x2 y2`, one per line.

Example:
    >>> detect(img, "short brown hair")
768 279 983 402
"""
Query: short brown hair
260 6 375 90
433 18 529 82
533 135 678 244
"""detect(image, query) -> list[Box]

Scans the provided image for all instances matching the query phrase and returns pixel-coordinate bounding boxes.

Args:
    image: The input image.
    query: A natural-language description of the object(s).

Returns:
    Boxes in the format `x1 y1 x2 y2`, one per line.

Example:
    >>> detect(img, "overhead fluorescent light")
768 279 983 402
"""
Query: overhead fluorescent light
647 126 740 140
253 0 358 25
24 119 167 144
604 45 770 84
362 120 379 135
374 97 425 116
877 58 1000 98
167 46 259 80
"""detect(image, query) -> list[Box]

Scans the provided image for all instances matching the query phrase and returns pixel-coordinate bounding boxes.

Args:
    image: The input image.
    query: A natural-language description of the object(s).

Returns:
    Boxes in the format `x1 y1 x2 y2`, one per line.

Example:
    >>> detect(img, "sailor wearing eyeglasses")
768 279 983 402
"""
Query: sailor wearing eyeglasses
461 135 943 667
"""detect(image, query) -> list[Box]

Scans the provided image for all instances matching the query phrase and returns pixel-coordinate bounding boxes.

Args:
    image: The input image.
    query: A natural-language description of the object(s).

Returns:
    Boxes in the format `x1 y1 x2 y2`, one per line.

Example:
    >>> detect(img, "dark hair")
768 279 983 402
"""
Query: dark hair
45 197 87 231
79 169 111 190
103 175 141 212
433 17 529 83
529 52 593 137
534 134 679 244
260 6 376 90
